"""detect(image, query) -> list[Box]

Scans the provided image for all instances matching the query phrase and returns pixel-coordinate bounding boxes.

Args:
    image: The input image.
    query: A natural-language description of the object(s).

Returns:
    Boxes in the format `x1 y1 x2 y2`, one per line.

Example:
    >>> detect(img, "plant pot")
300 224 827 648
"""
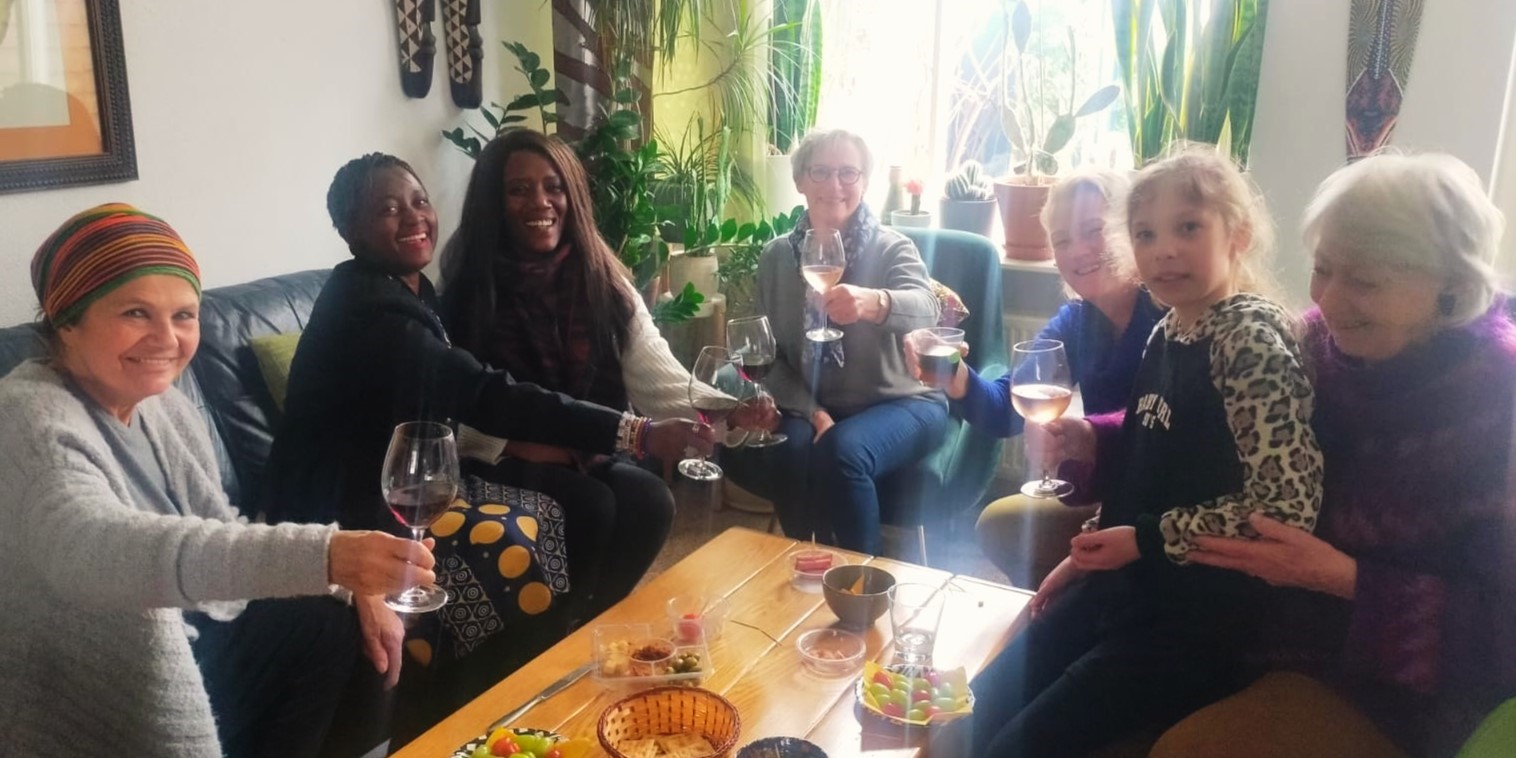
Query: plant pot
994 179 1053 261
938 198 998 237
890 210 933 228
764 154 805 216
667 251 721 317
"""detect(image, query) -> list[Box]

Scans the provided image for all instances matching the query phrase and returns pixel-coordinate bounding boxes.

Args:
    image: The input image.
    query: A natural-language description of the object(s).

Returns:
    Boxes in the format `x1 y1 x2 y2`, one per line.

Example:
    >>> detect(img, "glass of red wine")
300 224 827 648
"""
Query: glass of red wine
800 228 845 342
380 420 458 613
726 315 787 448
1010 339 1075 499
679 346 749 481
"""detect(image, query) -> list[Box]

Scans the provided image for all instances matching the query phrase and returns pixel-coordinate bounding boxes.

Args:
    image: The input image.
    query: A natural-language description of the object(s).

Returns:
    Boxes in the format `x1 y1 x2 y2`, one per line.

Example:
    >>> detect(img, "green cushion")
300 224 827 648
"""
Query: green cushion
248 331 302 411
1458 698 1516 758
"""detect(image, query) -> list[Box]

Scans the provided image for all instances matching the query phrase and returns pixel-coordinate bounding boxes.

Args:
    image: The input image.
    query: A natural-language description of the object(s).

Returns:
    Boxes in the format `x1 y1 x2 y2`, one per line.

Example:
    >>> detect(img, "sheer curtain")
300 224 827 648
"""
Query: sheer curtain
1491 35 1516 279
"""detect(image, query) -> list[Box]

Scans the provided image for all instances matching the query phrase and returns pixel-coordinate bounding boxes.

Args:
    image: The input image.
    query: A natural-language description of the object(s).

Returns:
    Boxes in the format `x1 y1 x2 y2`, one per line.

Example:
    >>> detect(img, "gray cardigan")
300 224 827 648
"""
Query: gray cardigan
757 226 943 416
0 360 336 758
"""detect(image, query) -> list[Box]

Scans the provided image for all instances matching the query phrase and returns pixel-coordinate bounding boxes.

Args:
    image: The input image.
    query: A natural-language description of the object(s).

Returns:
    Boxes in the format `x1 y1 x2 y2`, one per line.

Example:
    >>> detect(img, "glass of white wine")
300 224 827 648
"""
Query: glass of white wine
1010 339 1075 499
800 228 845 342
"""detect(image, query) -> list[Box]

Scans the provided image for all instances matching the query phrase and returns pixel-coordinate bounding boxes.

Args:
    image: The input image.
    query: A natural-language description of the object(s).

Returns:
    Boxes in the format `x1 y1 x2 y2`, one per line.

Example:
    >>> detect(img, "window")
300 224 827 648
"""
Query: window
814 0 1130 194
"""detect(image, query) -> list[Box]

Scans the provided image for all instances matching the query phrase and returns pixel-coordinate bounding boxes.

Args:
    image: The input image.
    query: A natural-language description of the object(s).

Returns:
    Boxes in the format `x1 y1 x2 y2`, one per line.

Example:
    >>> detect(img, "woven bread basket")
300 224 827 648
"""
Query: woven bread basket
597 686 742 758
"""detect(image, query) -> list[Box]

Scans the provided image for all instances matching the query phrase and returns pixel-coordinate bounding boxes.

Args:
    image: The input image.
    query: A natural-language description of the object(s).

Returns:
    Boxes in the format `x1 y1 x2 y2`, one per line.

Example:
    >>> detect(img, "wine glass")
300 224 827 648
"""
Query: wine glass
800 228 846 342
1010 339 1075 499
380 421 458 613
679 346 749 481
726 315 788 448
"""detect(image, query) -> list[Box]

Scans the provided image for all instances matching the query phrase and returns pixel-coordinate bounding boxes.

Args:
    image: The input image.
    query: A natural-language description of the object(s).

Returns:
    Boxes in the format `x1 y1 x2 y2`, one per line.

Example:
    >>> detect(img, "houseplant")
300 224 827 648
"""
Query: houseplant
890 180 932 228
939 160 997 237
1112 0 1270 167
995 0 1120 260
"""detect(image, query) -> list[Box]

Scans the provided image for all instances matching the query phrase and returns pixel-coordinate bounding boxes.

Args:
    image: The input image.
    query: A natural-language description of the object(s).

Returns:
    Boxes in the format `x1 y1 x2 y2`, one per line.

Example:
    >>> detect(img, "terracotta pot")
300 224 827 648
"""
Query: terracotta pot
939 198 998 237
994 179 1053 261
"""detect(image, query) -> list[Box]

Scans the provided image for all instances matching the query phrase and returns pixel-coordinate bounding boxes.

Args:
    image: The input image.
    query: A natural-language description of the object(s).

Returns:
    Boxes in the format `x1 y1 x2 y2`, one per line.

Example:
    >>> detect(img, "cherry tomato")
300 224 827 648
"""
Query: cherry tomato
911 688 933 703
491 738 520 757
922 705 941 719
924 669 941 687
881 702 906 718
545 750 563 758
872 671 893 687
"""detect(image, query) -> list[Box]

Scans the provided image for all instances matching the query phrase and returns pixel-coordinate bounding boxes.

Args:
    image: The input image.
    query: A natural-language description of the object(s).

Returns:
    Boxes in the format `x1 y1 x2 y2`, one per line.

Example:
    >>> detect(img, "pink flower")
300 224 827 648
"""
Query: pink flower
905 179 924 196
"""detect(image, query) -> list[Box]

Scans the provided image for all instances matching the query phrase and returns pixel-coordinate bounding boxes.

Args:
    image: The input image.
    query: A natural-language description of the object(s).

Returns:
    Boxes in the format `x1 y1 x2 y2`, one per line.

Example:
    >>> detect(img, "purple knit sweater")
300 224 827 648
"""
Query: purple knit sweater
1076 305 1516 754
1294 305 1516 753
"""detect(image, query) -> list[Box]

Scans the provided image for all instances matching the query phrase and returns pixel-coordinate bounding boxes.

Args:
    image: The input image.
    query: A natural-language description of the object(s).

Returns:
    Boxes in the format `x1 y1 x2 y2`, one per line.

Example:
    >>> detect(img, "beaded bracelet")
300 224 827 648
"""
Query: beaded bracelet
634 417 653 459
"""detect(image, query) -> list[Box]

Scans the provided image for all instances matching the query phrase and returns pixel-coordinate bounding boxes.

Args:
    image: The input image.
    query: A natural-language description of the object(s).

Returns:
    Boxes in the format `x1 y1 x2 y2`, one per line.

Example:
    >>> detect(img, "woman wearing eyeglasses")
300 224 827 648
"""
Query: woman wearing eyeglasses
725 128 948 554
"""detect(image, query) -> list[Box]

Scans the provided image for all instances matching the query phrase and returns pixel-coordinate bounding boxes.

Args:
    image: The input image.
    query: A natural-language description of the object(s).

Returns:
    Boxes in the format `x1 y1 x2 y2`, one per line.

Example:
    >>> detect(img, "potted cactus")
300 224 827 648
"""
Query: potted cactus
939 161 998 237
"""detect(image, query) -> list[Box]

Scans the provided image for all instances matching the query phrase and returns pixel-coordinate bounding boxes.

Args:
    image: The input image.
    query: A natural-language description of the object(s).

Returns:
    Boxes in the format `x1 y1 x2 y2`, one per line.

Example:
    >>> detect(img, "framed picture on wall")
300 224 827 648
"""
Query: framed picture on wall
0 0 135 194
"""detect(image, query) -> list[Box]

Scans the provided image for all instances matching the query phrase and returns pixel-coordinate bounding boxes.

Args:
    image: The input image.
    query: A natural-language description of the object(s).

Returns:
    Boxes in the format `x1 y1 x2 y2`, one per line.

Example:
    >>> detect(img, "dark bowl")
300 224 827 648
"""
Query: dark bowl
736 736 829 758
821 564 896 630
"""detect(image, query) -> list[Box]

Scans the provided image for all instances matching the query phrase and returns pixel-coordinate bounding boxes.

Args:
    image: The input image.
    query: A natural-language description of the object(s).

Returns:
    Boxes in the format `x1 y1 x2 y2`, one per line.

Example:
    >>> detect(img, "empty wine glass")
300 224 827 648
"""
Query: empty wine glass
800 228 845 342
380 421 458 613
726 315 787 448
679 346 750 481
1010 339 1075 499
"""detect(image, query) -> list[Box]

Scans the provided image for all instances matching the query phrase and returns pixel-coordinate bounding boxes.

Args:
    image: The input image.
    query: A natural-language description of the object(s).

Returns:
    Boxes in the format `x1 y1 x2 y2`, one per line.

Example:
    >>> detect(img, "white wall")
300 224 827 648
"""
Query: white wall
0 0 553 324
1250 0 1516 307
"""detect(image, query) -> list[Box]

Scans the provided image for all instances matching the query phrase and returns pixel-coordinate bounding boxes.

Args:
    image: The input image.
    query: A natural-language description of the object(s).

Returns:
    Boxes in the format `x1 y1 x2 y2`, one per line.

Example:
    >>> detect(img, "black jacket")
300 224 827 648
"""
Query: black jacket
262 258 623 530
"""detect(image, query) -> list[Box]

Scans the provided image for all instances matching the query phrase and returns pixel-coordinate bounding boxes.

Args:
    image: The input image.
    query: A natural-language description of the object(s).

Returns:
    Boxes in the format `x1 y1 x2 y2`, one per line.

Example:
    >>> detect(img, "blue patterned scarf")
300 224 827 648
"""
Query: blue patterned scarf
787 203 882 368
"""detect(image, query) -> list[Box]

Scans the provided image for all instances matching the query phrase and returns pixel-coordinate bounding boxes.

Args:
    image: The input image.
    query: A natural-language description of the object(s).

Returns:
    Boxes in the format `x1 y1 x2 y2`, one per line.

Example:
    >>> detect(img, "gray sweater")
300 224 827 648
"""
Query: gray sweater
757 227 943 416
0 360 337 758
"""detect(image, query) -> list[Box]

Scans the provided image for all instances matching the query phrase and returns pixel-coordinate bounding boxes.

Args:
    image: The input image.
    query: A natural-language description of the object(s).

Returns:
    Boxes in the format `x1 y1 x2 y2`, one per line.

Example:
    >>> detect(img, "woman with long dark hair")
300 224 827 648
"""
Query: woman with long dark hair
441 129 771 622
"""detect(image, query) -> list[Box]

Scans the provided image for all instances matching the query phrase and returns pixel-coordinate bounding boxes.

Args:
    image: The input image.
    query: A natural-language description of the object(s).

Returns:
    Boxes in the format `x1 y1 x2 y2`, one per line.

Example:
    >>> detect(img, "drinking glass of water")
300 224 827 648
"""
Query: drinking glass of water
888 582 946 666
905 327 966 389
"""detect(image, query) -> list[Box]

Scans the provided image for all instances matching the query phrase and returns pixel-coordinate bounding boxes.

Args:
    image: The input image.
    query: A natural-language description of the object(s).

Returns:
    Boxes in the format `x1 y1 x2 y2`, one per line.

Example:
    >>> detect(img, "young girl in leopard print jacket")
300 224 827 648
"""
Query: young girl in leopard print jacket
970 146 1323 757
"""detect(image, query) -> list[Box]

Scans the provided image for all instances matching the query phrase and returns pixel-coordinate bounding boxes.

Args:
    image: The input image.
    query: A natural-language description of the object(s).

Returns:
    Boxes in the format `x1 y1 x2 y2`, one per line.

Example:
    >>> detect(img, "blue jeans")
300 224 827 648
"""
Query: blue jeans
726 394 948 554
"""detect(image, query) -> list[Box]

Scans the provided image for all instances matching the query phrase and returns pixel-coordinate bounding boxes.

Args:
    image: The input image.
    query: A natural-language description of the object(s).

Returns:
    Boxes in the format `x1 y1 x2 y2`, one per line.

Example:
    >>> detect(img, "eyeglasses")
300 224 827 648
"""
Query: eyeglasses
805 165 864 185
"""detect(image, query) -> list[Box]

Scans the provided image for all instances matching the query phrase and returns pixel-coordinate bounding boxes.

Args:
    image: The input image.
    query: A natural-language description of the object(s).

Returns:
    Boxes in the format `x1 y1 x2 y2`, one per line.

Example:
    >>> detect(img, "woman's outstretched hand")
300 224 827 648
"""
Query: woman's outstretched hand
1029 417 1097 471
355 594 405 688
1069 526 1139 571
903 331 972 398
1029 556 1087 617
328 531 436 596
731 393 780 432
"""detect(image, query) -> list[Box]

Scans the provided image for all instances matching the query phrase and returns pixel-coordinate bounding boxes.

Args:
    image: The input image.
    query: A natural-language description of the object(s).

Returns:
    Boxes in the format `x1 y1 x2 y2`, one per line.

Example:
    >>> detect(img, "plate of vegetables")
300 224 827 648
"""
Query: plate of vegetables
453 726 594 758
854 661 973 726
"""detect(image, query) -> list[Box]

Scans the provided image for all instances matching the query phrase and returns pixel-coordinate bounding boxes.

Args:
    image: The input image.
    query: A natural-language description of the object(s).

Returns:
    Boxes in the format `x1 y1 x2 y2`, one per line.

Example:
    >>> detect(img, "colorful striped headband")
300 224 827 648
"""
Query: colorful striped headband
31 203 202 327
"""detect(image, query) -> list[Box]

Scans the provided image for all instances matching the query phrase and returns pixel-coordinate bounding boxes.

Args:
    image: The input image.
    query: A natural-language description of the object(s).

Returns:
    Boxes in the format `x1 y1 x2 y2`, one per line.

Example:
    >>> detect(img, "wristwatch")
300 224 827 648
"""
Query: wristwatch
875 289 892 323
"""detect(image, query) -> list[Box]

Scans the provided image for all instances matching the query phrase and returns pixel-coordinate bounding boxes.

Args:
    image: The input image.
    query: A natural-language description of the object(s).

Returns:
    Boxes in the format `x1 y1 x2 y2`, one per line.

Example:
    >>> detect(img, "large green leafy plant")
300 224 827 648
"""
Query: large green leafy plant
1000 0 1122 179
1112 0 1270 167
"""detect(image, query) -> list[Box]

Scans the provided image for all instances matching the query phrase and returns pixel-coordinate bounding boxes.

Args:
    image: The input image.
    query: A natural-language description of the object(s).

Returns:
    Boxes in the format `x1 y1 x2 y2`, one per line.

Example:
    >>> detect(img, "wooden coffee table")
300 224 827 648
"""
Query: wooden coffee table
391 527 1032 757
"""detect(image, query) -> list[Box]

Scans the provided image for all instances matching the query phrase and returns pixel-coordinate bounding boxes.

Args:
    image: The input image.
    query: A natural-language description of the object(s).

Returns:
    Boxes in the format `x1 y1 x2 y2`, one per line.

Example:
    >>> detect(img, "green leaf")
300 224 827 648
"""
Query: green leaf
506 93 540 111
757 220 773 239
1074 84 1122 119
1010 1 1031 54
501 115 528 124
523 51 540 71
479 108 501 130
651 282 705 325
720 218 738 241
737 222 756 239
615 87 640 103
1042 114 1077 155
608 109 641 131
530 69 549 89
1000 102 1028 155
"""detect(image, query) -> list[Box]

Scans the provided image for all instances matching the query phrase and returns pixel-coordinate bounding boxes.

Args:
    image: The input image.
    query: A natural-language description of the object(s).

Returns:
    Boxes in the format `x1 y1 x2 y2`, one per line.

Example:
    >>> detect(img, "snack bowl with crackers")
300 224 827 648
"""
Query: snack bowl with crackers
594 623 713 689
820 564 895 630
795 627 866 677
598 686 741 758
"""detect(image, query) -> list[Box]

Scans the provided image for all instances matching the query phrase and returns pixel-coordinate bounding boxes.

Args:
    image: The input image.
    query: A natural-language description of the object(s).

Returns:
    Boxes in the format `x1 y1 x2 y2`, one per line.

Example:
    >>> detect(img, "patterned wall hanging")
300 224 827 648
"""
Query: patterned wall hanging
1346 0 1424 160
550 0 611 142
442 0 483 108
394 0 437 98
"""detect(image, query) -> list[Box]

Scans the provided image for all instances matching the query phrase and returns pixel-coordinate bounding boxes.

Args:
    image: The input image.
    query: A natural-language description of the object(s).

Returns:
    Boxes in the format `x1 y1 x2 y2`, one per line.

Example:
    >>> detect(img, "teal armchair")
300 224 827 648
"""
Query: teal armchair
878 228 1007 538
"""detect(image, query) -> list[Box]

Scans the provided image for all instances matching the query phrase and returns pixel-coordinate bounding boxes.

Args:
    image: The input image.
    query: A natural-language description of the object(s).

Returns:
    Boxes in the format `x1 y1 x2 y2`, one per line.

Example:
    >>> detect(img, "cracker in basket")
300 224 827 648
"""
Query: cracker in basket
656 733 715 758
617 738 661 758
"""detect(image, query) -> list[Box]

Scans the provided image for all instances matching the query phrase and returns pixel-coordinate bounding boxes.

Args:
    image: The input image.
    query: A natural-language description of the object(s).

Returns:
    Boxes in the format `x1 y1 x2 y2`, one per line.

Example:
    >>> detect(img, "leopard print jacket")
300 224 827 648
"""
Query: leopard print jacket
1152 293 1323 564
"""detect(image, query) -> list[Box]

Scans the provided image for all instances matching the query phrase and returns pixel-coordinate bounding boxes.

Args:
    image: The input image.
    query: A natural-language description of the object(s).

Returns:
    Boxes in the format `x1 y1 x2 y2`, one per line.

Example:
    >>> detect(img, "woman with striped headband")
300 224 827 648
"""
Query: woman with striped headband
0 203 435 758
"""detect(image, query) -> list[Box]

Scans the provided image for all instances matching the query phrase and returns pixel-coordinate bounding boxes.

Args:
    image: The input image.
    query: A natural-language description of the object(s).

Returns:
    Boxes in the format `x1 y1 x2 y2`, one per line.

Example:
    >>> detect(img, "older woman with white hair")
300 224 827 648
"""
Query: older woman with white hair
1154 153 1516 757
725 128 946 554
